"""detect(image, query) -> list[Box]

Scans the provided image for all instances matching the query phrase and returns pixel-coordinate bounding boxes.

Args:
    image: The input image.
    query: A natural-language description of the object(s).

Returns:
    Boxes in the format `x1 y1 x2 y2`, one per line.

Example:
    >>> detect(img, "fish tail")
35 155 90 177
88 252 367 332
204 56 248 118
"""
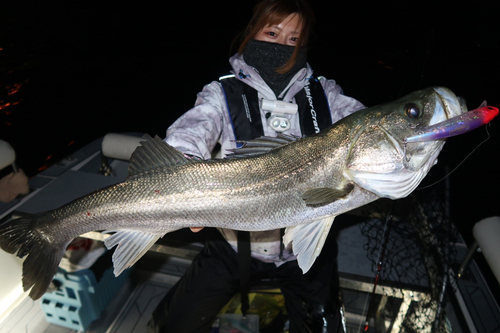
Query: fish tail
0 215 68 300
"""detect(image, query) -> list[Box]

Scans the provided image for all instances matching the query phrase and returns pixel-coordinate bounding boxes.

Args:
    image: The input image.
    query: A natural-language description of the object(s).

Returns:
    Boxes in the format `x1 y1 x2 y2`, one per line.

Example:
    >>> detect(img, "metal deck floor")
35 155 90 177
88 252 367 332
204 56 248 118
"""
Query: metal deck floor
0 267 182 333
0 231 471 333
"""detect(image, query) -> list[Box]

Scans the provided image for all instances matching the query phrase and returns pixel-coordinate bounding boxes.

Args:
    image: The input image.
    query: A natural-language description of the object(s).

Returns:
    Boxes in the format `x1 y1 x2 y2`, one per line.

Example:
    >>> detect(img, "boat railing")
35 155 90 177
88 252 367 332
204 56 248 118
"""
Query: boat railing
0 140 16 173
101 133 143 161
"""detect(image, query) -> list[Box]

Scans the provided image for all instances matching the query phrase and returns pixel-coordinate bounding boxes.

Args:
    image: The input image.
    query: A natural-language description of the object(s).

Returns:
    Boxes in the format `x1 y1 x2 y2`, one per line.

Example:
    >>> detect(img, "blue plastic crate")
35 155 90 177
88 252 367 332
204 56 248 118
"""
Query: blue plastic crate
41 265 131 331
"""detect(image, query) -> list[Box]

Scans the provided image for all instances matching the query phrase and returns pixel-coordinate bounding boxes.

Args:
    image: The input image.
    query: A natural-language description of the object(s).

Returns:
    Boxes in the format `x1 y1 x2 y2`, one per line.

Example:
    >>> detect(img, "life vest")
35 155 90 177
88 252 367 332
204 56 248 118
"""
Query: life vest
219 74 332 141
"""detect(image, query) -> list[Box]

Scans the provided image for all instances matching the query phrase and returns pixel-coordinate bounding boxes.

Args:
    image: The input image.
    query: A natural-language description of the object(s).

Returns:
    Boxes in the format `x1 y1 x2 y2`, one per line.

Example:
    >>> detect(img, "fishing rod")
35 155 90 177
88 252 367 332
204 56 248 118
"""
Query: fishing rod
363 212 394 332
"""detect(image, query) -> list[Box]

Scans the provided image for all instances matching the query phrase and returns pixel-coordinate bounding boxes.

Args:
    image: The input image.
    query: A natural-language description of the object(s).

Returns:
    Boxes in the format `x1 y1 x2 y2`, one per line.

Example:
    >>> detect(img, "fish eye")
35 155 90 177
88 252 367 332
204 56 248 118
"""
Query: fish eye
405 103 421 118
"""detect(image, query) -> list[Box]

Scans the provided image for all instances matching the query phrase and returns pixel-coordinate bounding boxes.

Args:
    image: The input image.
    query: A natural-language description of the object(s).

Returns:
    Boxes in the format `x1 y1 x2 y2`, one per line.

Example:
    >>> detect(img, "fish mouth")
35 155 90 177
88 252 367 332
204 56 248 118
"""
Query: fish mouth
431 87 467 125
398 87 466 174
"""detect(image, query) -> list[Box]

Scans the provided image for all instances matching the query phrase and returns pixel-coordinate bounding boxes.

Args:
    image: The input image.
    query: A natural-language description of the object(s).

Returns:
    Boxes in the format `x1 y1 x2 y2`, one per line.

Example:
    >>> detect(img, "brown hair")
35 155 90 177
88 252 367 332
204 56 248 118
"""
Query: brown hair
237 0 315 74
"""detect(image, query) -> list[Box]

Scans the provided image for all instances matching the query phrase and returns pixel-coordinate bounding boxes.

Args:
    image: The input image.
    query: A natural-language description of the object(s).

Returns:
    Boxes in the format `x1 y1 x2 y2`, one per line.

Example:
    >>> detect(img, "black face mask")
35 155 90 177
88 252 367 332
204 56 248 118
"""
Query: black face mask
243 39 307 98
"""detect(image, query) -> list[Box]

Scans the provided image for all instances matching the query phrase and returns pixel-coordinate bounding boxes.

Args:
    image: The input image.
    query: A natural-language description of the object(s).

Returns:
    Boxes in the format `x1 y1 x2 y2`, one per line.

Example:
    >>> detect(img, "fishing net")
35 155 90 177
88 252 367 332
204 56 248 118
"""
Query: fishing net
357 188 458 332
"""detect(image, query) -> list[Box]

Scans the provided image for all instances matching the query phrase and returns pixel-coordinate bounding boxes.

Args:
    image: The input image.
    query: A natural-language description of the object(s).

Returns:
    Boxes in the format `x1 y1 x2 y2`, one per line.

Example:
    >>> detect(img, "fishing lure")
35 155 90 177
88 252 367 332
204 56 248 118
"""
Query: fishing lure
404 105 499 143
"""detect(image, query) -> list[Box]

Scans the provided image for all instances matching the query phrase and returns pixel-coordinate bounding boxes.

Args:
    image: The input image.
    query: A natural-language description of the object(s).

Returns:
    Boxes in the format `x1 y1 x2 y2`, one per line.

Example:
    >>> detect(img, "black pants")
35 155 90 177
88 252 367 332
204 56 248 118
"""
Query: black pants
148 230 342 333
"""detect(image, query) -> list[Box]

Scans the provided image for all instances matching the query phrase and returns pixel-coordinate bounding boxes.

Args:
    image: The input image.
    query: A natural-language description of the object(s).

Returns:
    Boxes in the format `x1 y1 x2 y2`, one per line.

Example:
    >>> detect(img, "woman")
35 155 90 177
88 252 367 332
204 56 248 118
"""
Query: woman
148 0 365 332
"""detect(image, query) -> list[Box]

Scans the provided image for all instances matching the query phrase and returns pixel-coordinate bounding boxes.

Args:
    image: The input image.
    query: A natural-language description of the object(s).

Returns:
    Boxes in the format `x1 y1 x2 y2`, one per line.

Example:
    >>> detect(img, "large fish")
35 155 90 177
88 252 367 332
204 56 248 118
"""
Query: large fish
0 87 465 300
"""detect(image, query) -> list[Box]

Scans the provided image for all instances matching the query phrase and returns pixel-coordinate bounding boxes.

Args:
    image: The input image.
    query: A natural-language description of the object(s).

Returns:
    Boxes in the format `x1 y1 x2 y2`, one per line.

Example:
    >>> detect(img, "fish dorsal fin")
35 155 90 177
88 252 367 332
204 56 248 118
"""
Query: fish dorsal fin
226 134 299 158
103 228 175 276
283 217 335 273
128 134 189 177
302 184 354 207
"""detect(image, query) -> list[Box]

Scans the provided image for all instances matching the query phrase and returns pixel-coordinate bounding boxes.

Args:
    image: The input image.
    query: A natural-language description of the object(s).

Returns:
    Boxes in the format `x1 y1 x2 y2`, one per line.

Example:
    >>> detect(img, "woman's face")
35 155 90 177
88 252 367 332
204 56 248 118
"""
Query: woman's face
254 13 303 46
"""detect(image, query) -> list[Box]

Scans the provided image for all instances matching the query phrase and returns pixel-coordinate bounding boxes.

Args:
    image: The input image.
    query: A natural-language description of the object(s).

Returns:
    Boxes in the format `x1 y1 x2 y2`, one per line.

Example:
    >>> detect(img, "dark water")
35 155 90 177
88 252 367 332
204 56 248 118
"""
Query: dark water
2 0 499 299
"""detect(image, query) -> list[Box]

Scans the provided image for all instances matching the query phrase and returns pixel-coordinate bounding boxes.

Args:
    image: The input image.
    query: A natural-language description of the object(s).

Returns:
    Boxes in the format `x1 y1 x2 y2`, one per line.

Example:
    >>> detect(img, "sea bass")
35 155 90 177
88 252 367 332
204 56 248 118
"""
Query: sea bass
0 87 465 299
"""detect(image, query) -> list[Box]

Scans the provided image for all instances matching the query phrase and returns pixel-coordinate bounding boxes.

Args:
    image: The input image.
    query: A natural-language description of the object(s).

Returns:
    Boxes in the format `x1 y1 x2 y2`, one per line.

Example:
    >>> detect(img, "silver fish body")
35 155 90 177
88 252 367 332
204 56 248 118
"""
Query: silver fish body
0 87 465 299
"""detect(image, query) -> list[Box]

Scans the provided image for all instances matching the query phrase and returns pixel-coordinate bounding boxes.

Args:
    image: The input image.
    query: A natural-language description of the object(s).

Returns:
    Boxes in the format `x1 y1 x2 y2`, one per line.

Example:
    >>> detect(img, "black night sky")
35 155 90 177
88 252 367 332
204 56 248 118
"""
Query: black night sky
1 0 499 289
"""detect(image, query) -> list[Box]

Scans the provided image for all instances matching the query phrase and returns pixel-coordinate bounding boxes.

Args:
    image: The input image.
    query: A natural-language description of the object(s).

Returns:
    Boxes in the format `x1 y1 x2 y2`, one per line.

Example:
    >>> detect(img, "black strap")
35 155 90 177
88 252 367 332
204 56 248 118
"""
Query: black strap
237 231 251 316
220 78 264 142
294 77 332 135
0 164 15 179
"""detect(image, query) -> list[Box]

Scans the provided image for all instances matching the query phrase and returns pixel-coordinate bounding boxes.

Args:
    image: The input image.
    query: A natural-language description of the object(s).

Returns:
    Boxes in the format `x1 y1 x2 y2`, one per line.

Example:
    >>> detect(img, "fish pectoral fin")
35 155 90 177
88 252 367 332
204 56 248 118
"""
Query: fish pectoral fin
302 184 354 207
226 134 298 158
103 229 168 276
283 217 335 273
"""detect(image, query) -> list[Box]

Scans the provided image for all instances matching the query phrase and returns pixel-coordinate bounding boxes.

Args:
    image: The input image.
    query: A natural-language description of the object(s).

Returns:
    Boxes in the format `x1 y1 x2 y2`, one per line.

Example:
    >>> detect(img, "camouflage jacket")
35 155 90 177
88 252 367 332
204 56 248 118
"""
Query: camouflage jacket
165 53 365 265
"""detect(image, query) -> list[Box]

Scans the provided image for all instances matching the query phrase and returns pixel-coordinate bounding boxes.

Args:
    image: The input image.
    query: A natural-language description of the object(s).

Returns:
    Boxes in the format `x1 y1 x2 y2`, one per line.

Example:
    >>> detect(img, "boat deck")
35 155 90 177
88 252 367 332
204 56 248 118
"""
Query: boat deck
0 219 486 333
